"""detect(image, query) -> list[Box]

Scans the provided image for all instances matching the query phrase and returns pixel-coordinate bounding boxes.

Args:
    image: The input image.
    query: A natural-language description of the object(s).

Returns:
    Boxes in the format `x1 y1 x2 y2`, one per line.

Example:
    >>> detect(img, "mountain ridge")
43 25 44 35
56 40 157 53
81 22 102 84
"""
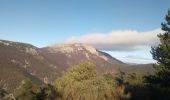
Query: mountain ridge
0 39 153 92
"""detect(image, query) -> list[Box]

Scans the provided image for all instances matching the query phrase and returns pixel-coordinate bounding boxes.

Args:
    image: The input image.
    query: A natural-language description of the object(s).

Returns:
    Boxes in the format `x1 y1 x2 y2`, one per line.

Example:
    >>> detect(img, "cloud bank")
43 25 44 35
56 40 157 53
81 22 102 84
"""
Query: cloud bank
66 29 163 51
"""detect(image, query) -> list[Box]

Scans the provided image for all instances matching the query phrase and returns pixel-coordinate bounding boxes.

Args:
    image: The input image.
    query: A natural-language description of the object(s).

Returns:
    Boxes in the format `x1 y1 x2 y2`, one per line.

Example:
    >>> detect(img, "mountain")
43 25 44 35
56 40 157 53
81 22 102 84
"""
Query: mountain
41 43 153 74
0 40 153 92
40 43 125 74
0 40 59 92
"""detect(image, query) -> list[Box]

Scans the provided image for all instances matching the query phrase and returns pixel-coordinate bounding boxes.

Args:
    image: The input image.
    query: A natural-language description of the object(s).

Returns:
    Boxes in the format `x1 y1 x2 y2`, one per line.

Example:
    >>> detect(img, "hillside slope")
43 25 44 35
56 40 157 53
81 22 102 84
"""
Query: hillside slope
0 40 59 92
0 40 153 92
41 43 125 74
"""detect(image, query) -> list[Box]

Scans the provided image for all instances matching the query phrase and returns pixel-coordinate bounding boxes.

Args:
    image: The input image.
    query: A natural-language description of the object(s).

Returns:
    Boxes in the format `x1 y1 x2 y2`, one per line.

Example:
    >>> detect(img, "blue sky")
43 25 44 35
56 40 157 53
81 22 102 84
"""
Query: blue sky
0 0 169 64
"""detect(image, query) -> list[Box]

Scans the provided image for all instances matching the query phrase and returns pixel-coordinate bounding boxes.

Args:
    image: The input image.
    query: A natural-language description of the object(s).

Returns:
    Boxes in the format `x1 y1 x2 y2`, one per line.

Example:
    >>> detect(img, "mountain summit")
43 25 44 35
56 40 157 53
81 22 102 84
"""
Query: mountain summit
41 43 124 73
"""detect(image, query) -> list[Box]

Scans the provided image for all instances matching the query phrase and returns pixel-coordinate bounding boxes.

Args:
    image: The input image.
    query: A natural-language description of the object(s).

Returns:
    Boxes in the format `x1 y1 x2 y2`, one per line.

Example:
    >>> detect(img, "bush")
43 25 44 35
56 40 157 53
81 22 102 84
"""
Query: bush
55 61 129 100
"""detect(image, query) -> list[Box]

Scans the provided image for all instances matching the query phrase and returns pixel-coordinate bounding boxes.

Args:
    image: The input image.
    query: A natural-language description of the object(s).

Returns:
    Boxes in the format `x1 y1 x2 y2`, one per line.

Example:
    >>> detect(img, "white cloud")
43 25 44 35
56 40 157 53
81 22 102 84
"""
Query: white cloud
66 29 163 51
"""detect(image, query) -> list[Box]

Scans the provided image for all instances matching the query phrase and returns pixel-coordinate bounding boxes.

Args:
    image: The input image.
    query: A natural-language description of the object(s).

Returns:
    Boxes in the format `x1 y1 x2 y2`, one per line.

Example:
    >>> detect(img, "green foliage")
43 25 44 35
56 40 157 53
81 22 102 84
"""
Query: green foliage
14 79 46 100
0 87 7 99
55 61 129 100
40 84 60 100
140 9 170 100
124 73 149 100
0 86 16 100
126 73 144 86
145 9 170 88
115 70 125 85
0 62 130 100
11 79 59 100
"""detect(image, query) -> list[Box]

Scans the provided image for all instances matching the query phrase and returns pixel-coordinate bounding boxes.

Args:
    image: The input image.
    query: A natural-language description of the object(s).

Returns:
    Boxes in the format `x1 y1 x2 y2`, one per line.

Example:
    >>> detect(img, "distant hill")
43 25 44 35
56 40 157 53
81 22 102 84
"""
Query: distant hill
0 40 153 92
120 64 153 75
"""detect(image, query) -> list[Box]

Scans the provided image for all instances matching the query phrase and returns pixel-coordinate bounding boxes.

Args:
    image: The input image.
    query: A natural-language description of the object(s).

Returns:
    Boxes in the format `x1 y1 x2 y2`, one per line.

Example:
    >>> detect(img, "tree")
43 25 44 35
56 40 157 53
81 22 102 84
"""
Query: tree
14 79 45 100
14 79 60 100
0 87 7 98
40 84 60 100
0 86 16 100
55 61 129 100
145 9 170 88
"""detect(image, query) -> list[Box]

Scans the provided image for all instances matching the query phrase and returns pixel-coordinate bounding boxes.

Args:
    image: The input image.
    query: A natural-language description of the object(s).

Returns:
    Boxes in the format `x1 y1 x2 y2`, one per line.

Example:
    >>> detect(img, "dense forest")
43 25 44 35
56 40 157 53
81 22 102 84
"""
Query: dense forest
0 10 170 100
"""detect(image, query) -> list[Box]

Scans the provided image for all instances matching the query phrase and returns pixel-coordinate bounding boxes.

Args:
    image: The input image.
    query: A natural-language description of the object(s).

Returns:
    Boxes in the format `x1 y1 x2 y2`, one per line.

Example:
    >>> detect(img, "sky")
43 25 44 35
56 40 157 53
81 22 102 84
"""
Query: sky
0 0 169 64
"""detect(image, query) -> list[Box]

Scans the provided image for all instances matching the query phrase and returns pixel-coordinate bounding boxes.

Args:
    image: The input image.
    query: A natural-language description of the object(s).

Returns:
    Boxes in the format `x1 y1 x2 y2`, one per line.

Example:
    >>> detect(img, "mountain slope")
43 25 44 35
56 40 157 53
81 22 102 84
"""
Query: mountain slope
0 40 59 92
0 40 153 92
41 43 153 74
41 43 125 74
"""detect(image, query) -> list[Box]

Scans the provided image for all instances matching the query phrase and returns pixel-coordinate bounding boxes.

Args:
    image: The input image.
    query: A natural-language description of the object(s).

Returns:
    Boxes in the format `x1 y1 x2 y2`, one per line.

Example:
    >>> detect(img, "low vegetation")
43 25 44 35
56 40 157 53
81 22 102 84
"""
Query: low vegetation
55 61 129 100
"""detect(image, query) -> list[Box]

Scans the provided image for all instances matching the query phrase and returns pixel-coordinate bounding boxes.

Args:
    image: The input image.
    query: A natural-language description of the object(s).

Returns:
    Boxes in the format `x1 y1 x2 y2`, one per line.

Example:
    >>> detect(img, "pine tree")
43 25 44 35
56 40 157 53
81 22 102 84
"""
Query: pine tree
145 9 170 88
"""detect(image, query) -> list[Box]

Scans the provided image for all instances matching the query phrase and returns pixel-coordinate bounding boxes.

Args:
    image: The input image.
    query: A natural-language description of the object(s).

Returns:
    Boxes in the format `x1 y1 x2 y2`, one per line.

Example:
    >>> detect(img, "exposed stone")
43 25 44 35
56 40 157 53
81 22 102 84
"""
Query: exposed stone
82 44 98 55
0 41 10 46
85 53 90 59
25 47 38 55
43 77 49 84
99 55 108 61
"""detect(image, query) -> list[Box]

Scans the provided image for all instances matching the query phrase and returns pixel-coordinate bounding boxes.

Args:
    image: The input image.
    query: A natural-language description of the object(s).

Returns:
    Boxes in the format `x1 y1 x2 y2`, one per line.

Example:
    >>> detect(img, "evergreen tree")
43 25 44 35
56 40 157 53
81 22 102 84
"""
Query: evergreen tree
145 9 170 88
